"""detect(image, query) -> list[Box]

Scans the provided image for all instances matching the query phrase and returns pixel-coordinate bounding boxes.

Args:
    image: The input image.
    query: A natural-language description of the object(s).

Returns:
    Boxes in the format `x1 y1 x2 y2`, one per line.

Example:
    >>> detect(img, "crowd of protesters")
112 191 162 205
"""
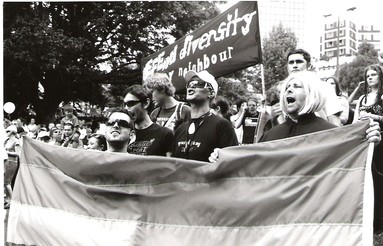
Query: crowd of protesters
3 48 383 233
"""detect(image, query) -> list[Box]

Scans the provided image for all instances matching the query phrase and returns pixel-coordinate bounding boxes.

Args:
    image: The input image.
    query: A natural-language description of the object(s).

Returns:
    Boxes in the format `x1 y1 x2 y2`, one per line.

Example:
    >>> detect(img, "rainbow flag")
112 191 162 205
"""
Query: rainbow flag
7 122 374 245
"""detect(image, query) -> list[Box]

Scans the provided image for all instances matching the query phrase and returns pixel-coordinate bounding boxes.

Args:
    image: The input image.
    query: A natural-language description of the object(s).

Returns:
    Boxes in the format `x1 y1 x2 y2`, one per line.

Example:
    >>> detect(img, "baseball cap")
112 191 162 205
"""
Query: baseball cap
184 70 218 96
63 104 74 111
37 131 50 139
6 125 18 134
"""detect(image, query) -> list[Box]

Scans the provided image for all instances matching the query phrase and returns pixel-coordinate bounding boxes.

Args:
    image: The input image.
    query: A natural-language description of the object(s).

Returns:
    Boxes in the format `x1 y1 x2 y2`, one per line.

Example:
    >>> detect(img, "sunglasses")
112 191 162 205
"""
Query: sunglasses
106 119 131 128
187 80 212 90
124 100 141 107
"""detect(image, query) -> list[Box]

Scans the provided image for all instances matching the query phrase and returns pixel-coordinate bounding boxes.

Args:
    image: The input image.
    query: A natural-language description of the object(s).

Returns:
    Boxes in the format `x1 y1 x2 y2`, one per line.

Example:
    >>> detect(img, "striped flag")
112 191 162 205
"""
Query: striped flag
7 121 374 245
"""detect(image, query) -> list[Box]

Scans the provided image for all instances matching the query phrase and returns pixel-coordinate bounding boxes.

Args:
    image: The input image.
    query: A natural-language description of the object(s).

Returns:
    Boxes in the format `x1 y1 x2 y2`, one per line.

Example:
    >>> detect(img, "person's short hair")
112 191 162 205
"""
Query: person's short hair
124 85 153 111
235 97 247 109
143 73 175 97
211 96 230 115
287 49 311 65
265 85 280 106
247 97 259 104
279 71 325 117
89 134 107 151
325 76 342 96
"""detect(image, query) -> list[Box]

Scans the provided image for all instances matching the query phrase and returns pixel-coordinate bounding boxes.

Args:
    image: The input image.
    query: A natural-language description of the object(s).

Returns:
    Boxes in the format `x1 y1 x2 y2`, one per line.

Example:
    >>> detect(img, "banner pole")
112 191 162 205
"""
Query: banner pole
255 63 266 143
260 64 266 97
362 141 375 244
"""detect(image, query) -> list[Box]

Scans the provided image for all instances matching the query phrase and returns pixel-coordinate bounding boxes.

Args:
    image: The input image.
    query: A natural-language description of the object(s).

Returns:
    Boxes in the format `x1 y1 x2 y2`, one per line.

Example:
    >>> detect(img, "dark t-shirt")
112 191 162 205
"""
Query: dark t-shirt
127 124 174 156
150 103 191 131
173 114 239 162
241 111 259 144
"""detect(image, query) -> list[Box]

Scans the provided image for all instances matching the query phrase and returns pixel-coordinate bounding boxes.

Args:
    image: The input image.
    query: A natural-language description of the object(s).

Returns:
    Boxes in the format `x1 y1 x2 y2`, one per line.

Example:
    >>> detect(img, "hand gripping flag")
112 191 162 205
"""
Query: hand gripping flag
7 121 374 245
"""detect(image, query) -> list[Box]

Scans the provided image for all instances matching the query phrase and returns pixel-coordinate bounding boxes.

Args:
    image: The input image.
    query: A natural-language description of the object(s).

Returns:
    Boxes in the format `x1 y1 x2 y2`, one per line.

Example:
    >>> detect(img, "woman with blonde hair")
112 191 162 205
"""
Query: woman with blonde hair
209 71 381 157
259 71 334 142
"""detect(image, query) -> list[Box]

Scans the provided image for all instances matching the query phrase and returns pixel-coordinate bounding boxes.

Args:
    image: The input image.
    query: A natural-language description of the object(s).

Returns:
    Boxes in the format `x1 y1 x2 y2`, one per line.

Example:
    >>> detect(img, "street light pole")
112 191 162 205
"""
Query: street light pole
324 7 356 79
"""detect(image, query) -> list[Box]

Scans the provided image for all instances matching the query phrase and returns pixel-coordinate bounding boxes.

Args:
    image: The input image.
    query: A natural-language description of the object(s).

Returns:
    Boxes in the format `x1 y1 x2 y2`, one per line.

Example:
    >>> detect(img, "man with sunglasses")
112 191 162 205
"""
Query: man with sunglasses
172 70 238 162
124 85 174 156
105 111 133 153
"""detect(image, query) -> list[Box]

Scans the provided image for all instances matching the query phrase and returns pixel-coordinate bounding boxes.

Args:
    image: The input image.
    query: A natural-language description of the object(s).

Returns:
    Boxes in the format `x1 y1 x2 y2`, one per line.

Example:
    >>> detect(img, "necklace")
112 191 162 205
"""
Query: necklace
185 111 212 158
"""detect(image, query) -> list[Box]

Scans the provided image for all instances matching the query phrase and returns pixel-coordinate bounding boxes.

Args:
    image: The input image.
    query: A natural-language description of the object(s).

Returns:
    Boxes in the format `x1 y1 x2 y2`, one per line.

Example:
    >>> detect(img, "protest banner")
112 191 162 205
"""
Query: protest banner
7 122 373 245
141 1 262 91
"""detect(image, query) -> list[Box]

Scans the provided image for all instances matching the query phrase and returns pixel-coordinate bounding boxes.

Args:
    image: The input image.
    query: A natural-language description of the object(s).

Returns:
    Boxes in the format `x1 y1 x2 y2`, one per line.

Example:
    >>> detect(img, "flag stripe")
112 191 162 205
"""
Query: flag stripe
20 123 368 184
13 163 365 226
8 202 364 246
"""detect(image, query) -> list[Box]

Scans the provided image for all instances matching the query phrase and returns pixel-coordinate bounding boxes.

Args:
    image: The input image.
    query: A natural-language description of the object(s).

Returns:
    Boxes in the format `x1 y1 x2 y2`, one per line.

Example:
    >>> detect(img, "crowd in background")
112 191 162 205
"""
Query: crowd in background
3 48 383 233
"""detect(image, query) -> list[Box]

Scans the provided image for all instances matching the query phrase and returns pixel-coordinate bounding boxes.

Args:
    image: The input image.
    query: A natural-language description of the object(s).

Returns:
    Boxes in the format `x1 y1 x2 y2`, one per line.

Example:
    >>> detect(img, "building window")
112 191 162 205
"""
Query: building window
325 32 334 39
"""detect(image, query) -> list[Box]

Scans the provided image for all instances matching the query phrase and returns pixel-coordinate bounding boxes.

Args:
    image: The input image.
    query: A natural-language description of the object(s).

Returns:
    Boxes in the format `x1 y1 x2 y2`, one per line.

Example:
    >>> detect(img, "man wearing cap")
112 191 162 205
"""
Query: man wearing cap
172 70 238 162
105 111 133 153
37 131 51 143
60 104 80 130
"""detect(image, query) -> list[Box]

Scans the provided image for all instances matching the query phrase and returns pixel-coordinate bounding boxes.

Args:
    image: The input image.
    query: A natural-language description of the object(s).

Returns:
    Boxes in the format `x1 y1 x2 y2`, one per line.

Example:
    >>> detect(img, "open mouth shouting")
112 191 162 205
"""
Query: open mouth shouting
286 96 296 105
187 88 196 95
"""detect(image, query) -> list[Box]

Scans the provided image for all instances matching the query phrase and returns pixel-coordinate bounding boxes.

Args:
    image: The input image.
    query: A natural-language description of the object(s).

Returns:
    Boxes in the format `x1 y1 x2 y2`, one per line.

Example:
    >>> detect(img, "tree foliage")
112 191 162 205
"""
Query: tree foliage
215 65 263 106
3 2 219 122
339 42 379 99
262 23 297 90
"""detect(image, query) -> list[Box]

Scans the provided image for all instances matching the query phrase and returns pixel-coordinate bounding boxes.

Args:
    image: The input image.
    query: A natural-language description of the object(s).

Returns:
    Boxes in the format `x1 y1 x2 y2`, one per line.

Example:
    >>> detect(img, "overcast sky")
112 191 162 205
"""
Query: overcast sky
219 0 383 58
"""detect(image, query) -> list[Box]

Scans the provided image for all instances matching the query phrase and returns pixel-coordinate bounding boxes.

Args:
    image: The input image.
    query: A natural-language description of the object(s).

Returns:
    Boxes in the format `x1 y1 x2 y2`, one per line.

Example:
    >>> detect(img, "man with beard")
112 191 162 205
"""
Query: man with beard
233 97 261 144
124 85 174 156
105 111 133 153
144 73 191 131
172 70 238 162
